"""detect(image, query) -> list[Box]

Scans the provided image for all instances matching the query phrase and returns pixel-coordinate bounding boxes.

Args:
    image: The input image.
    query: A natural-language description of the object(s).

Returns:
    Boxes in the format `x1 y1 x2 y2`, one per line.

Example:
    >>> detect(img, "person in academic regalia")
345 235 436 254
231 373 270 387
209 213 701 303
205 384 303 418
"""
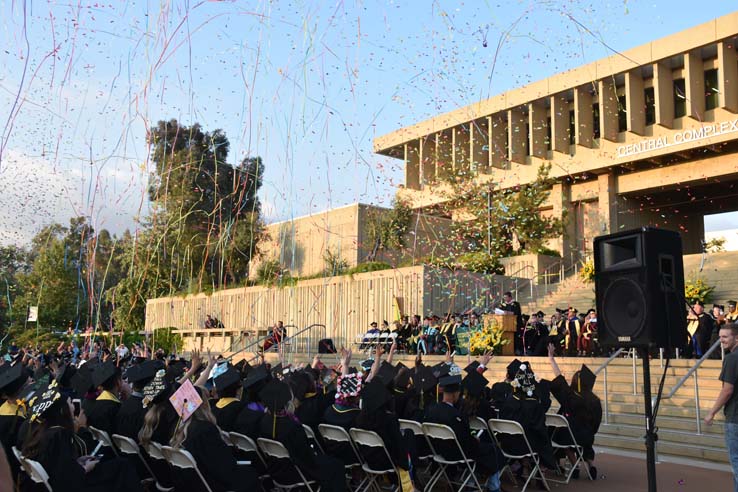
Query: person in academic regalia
258 379 346 492
171 385 255 492
490 359 521 413
547 343 602 479
85 360 122 435
547 310 568 354
499 361 556 470
726 300 738 323
115 360 161 440
21 380 143 492
460 366 495 423
233 364 269 439
686 301 716 358
291 368 322 432
564 307 581 356
323 373 362 431
137 368 177 489
424 374 505 492
0 362 30 480
211 365 249 432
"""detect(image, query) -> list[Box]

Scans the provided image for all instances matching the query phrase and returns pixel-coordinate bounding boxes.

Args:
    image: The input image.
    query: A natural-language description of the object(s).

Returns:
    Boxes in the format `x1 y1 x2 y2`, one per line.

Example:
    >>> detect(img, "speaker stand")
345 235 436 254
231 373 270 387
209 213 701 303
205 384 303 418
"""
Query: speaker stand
639 348 658 492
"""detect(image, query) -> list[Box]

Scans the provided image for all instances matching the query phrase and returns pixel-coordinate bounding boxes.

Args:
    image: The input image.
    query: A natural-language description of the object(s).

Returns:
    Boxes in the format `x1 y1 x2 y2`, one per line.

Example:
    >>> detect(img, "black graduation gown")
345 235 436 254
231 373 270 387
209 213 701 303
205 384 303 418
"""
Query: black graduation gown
180 418 255 492
86 392 121 435
499 392 555 468
0 402 25 479
322 403 359 431
32 426 142 492
114 395 145 440
549 375 602 461
355 410 410 470
233 405 265 440
212 398 248 432
423 401 504 474
490 381 512 413
258 414 345 492
295 394 322 432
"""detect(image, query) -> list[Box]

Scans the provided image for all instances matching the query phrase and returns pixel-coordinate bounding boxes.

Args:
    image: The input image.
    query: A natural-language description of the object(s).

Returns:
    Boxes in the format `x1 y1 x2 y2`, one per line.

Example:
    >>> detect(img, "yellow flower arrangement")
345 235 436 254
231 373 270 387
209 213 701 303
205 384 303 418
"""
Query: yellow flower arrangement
469 317 509 355
579 258 595 284
684 277 715 304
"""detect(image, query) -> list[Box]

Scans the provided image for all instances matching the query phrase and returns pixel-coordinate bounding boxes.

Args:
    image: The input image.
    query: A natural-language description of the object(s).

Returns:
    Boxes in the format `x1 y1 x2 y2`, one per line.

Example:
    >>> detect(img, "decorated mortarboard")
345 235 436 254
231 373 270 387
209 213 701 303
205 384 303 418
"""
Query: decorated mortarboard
359 359 374 372
91 360 118 388
0 363 28 395
361 380 389 413
376 361 396 387
464 361 480 374
142 369 170 408
28 380 62 422
214 366 241 391
259 379 293 412
413 365 437 392
335 373 363 399
576 365 597 393
462 370 488 397
431 362 451 379
270 363 284 378
511 362 537 397
169 379 202 422
208 360 229 380
243 364 270 390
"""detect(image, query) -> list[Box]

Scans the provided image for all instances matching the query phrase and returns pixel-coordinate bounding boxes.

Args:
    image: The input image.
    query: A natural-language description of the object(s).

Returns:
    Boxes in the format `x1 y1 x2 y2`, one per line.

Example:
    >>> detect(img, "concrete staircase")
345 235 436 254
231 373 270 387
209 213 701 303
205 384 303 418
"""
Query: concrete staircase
259 352 729 469
521 274 596 315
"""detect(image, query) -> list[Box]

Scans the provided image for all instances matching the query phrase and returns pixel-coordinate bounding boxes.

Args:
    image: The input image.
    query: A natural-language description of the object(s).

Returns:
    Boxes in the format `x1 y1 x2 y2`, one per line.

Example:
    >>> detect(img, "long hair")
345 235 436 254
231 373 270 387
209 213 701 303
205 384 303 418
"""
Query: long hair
139 400 166 447
21 397 75 460
170 386 220 448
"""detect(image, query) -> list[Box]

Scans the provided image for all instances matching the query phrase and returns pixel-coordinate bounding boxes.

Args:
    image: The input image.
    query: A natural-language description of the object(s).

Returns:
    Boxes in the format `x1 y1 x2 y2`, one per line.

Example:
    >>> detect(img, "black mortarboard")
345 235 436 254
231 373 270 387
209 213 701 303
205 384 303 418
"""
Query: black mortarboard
395 362 407 372
142 369 170 408
55 364 76 389
506 359 522 378
361 380 389 412
376 361 396 387
91 361 118 387
535 311 545 317
214 366 241 391
165 361 186 383
555 308 567 314
70 362 96 396
585 308 596 315
287 371 313 401
694 300 705 307
0 363 28 395
271 363 284 378
126 360 162 384
394 367 412 389
438 374 462 392
259 379 293 412
414 365 437 392
243 365 270 390
576 364 597 393
462 370 488 397
432 362 451 379
28 380 63 422
464 361 480 374
729 300 737 307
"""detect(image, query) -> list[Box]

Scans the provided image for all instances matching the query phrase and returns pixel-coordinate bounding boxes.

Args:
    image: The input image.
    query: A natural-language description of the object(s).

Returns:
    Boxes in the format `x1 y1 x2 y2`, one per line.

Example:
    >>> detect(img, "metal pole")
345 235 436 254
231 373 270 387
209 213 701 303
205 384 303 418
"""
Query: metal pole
603 367 609 424
487 190 492 256
695 370 702 435
640 348 658 492
633 349 638 395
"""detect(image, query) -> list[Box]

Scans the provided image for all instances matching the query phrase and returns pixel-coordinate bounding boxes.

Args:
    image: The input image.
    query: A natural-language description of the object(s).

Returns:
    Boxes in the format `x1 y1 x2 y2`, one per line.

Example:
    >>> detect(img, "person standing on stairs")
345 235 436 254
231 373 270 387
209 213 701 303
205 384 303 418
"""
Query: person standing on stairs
705 323 738 492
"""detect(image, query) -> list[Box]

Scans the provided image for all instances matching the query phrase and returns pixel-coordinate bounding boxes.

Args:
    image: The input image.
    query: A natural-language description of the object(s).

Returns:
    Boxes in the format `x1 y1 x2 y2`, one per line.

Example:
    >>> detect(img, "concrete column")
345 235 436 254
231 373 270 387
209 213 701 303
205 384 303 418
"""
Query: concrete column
419 135 435 184
718 40 738 113
489 114 508 168
626 70 645 135
685 50 705 119
574 87 594 148
550 94 569 153
598 79 619 141
436 130 453 179
471 118 490 174
404 142 420 190
551 181 573 258
529 101 548 158
654 62 674 128
508 108 527 164
453 125 471 175
597 173 618 235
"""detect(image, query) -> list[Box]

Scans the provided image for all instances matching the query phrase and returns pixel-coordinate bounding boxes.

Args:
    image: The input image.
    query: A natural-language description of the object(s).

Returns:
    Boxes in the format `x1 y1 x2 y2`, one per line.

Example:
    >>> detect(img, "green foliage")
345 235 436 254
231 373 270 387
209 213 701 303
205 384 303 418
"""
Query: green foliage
323 248 349 276
256 259 285 285
364 199 413 261
579 258 595 284
528 246 561 257
347 261 392 275
0 245 30 330
706 237 726 253
151 328 183 355
684 277 716 304
455 251 505 274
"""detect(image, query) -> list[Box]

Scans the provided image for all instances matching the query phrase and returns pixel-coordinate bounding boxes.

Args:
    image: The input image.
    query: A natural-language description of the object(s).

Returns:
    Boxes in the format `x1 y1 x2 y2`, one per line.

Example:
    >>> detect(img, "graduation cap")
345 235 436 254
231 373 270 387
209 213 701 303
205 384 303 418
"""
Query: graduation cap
464 361 480 374
214 366 241 392
70 362 96 397
335 373 363 399
361 380 389 413
243 364 270 390
438 374 462 392
376 361 396 388
462 370 488 398
91 361 118 388
142 369 170 408
28 380 62 422
259 379 293 412
359 359 374 372
575 365 596 393
555 308 567 314
585 308 596 315
512 362 537 397
126 360 163 385
0 363 28 396
270 363 284 378
287 371 313 401
432 362 451 379
208 360 229 380
413 365 437 393
694 300 705 307
506 359 522 379
728 300 737 307
55 364 76 389
535 311 545 318
166 361 187 383
394 367 412 389
395 362 407 372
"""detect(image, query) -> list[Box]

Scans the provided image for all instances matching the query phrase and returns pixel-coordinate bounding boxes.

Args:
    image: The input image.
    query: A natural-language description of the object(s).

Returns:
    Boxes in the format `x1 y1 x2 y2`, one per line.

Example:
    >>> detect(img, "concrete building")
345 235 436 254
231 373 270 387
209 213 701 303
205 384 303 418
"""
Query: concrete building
374 12 738 261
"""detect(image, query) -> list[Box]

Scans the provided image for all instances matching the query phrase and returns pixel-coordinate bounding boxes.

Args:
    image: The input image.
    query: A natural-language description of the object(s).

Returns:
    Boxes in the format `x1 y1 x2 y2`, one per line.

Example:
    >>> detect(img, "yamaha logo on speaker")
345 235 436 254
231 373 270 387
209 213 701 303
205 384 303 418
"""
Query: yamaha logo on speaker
618 337 632 342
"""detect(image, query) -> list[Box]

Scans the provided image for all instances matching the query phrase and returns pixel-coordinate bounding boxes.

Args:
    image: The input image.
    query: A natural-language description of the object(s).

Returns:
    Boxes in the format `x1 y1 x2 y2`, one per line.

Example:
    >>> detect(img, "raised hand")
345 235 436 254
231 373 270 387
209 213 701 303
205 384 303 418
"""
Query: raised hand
480 349 494 367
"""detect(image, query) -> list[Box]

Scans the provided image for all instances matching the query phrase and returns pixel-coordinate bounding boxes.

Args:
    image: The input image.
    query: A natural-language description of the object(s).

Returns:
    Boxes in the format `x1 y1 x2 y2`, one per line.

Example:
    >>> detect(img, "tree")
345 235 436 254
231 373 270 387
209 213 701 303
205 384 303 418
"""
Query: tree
0 245 30 331
364 199 413 261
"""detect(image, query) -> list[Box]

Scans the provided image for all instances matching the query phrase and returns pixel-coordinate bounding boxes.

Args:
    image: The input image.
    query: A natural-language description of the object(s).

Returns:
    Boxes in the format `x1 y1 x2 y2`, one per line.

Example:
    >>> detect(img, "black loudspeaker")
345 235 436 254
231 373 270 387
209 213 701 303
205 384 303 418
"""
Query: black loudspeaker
594 227 687 349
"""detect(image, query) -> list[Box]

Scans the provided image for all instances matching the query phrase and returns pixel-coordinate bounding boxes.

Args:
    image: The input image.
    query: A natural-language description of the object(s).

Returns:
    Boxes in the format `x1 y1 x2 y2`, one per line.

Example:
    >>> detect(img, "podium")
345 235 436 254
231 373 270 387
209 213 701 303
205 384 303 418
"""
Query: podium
482 313 517 356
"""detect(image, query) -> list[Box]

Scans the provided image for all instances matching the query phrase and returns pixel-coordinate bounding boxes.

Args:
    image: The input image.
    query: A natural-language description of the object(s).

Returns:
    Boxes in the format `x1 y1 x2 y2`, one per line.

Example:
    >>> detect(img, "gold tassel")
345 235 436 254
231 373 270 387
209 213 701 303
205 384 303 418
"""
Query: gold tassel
272 411 277 439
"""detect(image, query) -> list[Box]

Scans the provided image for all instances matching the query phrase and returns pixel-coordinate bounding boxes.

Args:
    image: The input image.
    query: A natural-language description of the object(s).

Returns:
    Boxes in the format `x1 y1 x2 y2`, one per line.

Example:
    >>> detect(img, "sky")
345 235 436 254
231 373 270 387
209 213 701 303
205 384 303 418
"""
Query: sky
1 1 737 246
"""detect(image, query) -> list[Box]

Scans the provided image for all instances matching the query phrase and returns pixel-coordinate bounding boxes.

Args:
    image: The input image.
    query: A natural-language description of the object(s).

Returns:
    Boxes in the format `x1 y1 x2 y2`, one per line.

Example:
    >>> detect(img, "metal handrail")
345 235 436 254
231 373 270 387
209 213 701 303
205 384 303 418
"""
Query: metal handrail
593 347 626 424
226 324 296 361
652 339 723 435
236 323 327 364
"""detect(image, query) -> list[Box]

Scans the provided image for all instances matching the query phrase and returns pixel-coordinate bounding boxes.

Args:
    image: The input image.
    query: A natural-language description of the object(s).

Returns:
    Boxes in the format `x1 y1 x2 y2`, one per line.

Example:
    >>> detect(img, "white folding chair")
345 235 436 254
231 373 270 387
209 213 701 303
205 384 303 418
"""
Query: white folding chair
318 424 368 491
469 416 489 439
488 418 550 492
421 422 483 492
229 432 268 470
303 424 325 453
349 428 401 492
88 425 120 456
161 445 221 492
545 413 594 482
397 418 434 477
12 446 53 492
112 434 173 491
257 437 320 492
